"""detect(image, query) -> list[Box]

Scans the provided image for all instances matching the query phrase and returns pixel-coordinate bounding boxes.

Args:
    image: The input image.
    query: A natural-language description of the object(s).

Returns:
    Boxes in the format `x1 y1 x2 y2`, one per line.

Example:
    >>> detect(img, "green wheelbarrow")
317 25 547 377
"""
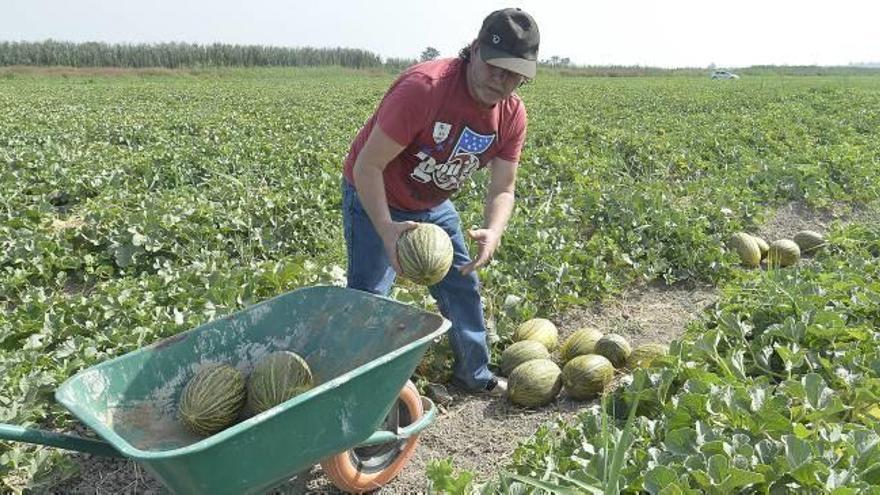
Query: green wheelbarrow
0 286 450 494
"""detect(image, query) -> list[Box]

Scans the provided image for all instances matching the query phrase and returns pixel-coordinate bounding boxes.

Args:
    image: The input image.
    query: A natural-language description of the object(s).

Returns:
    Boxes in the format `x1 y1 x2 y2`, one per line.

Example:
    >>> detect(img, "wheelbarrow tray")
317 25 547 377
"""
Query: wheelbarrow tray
54 285 450 494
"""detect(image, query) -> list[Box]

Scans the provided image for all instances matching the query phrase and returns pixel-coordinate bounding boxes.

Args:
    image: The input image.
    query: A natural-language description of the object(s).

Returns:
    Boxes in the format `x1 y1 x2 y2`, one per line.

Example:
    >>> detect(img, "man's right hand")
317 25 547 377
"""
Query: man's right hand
380 221 419 274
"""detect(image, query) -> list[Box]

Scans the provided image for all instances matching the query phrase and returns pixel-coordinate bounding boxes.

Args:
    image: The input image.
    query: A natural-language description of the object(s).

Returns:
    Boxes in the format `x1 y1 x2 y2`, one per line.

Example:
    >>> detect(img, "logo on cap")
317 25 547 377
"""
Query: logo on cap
492 34 500 44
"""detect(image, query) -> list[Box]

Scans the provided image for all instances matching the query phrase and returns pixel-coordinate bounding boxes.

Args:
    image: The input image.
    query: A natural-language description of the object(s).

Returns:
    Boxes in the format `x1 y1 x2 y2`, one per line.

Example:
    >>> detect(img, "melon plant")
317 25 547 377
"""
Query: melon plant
559 327 603 363
767 239 800 267
594 334 632 368
508 359 562 407
513 318 558 351
396 223 454 286
248 351 314 414
626 343 669 369
562 354 614 401
179 363 246 436
793 230 825 254
500 340 550 376
728 232 761 268
751 235 770 259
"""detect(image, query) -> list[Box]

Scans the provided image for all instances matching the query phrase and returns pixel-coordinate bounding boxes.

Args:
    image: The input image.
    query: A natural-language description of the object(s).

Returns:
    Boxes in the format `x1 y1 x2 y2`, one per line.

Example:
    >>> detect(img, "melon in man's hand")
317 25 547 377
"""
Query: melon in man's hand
397 223 454 286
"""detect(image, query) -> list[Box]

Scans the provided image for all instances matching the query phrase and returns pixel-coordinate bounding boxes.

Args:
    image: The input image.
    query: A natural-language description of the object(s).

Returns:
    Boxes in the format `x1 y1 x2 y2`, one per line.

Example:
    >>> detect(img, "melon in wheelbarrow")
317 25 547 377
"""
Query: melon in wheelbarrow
178 363 246 436
248 351 314 414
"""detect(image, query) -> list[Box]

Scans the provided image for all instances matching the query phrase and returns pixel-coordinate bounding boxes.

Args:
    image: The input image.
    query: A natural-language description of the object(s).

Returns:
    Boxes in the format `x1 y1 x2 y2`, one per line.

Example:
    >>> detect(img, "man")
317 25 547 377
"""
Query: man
341 8 539 396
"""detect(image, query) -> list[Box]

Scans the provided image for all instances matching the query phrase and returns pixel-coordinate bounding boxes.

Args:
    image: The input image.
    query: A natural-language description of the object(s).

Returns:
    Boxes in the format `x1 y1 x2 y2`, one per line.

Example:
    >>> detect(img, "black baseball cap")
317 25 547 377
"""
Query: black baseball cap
478 8 540 79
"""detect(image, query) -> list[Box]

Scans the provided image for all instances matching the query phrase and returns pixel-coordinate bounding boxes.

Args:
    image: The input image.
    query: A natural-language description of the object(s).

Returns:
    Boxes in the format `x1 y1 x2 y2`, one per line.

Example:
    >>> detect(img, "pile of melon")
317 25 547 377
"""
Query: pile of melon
500 318 669 407
178 350 314 436
727 229 825 269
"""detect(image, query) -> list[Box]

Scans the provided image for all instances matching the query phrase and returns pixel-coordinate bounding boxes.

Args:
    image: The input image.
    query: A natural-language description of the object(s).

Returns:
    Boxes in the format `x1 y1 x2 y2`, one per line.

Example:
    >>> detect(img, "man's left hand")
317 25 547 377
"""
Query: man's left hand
459 228 501 275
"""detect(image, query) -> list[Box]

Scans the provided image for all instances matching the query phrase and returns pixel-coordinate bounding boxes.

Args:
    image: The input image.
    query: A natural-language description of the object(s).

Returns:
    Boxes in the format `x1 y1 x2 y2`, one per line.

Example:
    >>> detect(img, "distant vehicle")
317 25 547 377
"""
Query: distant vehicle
711 70 740 80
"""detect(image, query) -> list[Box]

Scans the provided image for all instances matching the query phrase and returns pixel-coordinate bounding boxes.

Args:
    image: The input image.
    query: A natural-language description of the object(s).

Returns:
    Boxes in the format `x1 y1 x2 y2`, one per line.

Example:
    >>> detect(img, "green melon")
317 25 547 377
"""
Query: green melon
594 334 632 369
562 354 614 401
513 318 558 351
178 363 246 436
500 340 551 377
248 351 314 414
559 327 604 363
626 343 670 369
508 359 562 407
793 230 825 255
396 223 454 286
728 232 761 268
767 239 800 267
750 235 770 259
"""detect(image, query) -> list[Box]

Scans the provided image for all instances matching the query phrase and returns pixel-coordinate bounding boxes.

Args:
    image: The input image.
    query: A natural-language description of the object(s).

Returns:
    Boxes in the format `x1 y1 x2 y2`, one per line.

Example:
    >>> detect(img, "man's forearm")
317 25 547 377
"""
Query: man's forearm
353 163 393 234
483 190 515 234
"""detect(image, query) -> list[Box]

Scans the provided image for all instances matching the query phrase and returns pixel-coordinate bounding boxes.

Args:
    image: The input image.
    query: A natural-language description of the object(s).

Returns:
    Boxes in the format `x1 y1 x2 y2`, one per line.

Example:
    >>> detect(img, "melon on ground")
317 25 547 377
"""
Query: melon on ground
793 230 825 255
626 343 670 369
513 318 558 351
594 334 632 369
767 239 800 267
559 327 604 364
562 354 614 401
750 235 770 259
508 359 562 408
500 340 551 377
728 232 761 268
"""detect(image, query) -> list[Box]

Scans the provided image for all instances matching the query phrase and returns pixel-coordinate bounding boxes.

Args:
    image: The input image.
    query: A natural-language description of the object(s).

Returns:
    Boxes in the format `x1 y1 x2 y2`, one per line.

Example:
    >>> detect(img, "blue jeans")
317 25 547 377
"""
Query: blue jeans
341 180 493 391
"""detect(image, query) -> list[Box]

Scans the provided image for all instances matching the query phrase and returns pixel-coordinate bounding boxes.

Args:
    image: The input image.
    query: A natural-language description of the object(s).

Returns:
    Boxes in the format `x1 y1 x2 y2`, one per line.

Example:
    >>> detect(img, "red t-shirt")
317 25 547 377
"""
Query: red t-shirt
343 58 527 211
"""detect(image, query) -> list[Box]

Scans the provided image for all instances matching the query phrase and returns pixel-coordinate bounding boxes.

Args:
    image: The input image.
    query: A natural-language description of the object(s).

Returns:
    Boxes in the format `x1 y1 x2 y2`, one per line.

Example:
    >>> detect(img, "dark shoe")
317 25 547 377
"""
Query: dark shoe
425 382 454 406
483 376 508 397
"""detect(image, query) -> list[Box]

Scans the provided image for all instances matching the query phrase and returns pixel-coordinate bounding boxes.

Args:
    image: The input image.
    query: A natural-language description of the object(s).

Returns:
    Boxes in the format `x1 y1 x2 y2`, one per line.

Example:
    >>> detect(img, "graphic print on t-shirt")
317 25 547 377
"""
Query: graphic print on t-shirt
411 125 496 191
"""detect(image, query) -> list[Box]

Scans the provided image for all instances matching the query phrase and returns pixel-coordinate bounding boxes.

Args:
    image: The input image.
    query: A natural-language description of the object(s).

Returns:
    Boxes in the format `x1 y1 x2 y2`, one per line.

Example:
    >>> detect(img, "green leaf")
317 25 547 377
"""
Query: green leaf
784 435 812 470
548 472 604 495
862 463 880 485
791 461 826 488
426 458 474 495
708 454 729 484
793 423 811 439
804 373 830 410
665 428 699 456
853 430 880 469
502 472 586 495
718 467 764 492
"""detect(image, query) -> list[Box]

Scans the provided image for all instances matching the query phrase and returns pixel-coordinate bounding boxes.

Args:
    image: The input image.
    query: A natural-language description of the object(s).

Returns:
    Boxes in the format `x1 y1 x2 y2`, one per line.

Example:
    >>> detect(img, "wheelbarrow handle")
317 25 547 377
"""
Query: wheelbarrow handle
0 423 125 458
356 395 437 448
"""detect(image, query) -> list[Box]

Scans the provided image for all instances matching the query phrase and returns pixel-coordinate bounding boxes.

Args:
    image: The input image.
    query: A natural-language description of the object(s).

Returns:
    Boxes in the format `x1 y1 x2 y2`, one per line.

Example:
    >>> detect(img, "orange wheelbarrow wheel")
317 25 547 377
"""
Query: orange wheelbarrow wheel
320 380 424 493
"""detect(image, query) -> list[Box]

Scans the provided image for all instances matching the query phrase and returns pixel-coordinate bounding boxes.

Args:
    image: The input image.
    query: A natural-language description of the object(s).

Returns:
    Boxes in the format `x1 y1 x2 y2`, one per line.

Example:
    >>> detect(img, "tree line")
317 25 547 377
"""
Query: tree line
0 40 402 69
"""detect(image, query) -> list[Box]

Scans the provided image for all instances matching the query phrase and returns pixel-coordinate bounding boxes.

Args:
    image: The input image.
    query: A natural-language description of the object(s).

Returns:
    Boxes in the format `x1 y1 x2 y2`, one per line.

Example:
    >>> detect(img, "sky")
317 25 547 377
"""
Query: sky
2 0 879 68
